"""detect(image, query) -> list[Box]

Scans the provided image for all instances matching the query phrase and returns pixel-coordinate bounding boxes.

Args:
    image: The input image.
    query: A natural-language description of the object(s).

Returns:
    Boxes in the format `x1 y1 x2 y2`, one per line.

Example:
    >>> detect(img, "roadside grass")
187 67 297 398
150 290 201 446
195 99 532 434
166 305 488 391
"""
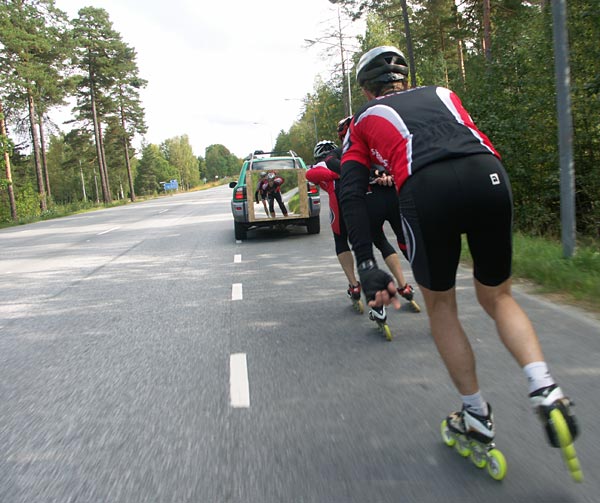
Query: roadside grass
0 180 230 230
287 193 300 214
461 232 600 313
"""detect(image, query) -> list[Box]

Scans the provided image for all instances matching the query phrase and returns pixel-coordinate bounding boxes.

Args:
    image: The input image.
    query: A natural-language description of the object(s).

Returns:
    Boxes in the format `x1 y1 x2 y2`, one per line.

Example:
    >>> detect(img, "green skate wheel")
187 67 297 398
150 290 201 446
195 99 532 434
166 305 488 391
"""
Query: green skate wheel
382 324 392 341
549 409 583 482
455 441 471 457
440 419 456 447
355 300 364 314
549 408 573 448
470 446 488 469
486 449 507 481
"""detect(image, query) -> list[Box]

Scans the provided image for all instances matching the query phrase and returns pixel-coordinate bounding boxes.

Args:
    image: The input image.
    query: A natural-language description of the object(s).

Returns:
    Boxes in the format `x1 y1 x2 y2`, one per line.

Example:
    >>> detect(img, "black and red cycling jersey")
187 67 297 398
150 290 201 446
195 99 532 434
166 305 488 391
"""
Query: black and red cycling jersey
342 85 500 192
258 176 285 196
306 148 343 234
340 85 501 265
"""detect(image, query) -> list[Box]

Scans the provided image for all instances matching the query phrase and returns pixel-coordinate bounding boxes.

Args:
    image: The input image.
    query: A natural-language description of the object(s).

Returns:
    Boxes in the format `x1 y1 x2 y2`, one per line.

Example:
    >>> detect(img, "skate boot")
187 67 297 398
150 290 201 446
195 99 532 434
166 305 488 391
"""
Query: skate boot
347 283 364 314
530 384 582 482
399 283 421 312
368 305 392 341
441 404 507 481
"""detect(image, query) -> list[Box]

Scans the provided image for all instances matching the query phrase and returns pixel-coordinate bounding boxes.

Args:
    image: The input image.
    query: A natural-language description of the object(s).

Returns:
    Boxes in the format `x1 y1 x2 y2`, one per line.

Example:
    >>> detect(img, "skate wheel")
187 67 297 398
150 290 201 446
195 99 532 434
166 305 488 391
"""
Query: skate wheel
470 447 488 469
486 449 507 481
382 324 392 341
455 439 471 458
549 408 584 482
354 300 364 314
440 419 456 447
410 300 421 313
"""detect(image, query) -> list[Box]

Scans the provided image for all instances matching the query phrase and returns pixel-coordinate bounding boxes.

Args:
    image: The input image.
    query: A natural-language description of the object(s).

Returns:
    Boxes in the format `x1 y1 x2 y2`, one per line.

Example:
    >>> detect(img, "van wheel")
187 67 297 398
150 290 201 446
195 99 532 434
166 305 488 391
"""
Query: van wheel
306 216 320 234
234 222 247 240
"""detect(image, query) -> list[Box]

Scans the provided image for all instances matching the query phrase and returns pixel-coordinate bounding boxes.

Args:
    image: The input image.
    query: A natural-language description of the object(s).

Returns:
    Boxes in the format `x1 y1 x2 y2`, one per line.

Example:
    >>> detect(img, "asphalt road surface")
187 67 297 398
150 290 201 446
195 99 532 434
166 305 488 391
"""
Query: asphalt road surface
1 185 598 503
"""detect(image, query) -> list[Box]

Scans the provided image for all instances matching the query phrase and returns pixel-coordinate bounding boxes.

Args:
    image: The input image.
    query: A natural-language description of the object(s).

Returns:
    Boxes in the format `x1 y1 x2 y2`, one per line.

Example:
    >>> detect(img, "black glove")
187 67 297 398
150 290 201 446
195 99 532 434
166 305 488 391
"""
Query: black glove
357 259 395 301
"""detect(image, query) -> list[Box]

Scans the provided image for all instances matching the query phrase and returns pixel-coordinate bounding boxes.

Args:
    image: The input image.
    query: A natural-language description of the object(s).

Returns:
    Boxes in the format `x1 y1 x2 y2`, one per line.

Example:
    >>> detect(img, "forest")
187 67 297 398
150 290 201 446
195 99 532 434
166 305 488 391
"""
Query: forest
1 0 598 242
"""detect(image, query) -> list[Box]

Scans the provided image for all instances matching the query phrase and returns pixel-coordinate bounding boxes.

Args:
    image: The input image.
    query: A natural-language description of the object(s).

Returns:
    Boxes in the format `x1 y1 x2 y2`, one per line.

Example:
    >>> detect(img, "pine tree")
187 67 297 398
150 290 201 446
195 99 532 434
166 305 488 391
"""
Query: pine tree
71 7 127 203
0 0 71 212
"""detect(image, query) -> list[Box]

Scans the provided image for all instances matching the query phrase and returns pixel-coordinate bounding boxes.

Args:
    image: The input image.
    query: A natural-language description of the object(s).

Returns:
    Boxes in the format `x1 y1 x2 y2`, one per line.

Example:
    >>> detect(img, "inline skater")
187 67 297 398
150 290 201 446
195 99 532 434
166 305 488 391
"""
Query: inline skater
307 140 363 313
338 116 421 315
339 45 580 480
261 172 288 218
308 139 417 339
254 171 269 216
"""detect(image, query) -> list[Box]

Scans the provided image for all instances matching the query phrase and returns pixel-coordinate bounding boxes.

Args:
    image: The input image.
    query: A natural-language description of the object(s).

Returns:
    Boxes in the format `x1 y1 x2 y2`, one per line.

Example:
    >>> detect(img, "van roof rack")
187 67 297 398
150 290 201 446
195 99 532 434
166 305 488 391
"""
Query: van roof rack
245 150 300 170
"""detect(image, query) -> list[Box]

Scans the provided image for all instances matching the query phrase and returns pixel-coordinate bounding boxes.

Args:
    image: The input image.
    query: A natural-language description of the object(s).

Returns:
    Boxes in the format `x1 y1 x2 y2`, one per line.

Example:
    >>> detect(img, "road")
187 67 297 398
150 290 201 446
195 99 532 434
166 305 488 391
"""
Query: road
1 185 598 502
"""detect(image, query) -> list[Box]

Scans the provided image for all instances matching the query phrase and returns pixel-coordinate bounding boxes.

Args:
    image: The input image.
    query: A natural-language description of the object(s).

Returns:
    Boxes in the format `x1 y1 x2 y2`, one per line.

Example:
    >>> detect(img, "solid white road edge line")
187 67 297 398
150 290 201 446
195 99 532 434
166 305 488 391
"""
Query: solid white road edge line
230 353 250 408
232 283 242 300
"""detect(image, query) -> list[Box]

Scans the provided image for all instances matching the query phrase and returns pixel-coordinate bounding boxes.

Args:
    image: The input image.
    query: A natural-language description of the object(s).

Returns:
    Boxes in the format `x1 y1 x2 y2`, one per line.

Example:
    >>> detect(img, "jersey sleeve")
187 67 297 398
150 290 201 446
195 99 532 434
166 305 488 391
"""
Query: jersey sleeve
306 163 339 184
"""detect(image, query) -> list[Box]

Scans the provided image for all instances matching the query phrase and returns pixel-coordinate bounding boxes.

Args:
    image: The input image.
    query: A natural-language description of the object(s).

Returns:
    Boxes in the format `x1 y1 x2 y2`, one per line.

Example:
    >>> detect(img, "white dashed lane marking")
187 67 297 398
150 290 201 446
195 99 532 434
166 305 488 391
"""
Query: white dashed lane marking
234 254 241 263
230 353 250 408
232 283 242 300
97 227 120 235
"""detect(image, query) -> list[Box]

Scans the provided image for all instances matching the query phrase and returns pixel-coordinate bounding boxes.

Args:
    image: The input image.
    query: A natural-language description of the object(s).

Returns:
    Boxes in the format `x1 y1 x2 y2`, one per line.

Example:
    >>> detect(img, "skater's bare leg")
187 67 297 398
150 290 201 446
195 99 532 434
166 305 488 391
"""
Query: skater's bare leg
419 285 479 395
383 253 406 287
337 251 358 286
474 277 545 366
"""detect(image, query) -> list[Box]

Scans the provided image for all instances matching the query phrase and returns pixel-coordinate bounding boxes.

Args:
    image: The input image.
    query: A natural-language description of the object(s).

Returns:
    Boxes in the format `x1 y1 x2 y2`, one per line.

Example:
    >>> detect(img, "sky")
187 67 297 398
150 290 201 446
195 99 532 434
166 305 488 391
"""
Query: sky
52 0 364 159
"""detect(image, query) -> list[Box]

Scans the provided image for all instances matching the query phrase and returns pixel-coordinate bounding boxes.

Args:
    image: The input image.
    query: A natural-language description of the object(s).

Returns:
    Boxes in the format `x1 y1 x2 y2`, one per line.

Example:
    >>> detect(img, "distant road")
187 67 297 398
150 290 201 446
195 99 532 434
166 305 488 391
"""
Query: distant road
1 185 598 502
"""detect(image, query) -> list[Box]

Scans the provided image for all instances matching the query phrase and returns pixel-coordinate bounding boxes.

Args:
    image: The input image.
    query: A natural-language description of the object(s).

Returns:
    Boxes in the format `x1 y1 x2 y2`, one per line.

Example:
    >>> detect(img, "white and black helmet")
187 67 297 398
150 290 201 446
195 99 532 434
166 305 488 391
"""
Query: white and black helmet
356 46 408 87
313 140 337 161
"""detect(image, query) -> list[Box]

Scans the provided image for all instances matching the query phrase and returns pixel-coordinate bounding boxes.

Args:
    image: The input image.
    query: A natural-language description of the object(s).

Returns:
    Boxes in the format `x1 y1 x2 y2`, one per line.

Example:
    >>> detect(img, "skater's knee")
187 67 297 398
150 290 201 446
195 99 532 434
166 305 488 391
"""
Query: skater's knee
421 286 457 316
474 278 513 317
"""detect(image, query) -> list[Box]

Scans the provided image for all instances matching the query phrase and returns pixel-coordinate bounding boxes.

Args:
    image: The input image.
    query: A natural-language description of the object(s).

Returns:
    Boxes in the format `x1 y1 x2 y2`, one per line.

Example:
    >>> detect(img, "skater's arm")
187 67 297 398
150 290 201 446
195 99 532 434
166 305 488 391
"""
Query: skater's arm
306 164 339 184
339 159 374 265
341 159 399 307
324 155 342 175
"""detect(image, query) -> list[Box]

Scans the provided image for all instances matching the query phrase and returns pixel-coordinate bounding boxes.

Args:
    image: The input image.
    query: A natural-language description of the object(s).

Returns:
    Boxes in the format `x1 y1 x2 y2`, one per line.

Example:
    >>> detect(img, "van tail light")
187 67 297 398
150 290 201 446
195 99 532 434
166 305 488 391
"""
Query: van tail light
307 183 319 195
234 187 246 200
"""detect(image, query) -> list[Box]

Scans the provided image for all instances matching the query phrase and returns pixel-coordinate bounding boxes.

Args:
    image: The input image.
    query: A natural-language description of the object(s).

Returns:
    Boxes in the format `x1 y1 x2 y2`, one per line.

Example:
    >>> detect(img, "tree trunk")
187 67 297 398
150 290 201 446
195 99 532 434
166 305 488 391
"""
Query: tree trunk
27 91 47 212
90 85 110 203
123 139 135 202
120 105 136 202
483 0 492 62
454 1 466 85
400 0 417 88
0 99 18 221
439 26 449 87
38 112 51 199
98 127 111 200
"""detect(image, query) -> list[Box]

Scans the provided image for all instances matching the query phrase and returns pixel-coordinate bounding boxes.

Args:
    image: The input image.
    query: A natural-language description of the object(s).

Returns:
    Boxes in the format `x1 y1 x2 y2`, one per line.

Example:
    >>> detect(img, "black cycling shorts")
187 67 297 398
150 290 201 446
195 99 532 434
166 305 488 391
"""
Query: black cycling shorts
333 214 351 255
398 154 513 291
367 184 406 260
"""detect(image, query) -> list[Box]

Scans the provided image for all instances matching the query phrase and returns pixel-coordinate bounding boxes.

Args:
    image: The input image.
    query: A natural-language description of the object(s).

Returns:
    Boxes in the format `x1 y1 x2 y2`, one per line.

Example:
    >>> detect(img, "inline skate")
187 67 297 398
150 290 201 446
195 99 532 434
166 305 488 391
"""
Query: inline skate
440 404 507 481
399 283 421 313
368 305 392 341
347 283 364 314
530 384 583 482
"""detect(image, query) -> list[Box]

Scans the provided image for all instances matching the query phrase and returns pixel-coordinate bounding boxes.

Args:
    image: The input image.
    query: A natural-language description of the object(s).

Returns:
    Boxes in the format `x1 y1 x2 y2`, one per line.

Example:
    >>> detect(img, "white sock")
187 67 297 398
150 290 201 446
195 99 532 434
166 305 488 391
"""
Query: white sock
523 361 555 394
461 391 489 417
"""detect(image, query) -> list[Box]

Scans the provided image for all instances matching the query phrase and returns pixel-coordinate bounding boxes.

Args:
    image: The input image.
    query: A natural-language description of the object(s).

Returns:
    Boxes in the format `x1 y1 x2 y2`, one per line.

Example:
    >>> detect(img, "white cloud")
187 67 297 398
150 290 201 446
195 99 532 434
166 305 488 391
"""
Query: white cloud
53 0 364 158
